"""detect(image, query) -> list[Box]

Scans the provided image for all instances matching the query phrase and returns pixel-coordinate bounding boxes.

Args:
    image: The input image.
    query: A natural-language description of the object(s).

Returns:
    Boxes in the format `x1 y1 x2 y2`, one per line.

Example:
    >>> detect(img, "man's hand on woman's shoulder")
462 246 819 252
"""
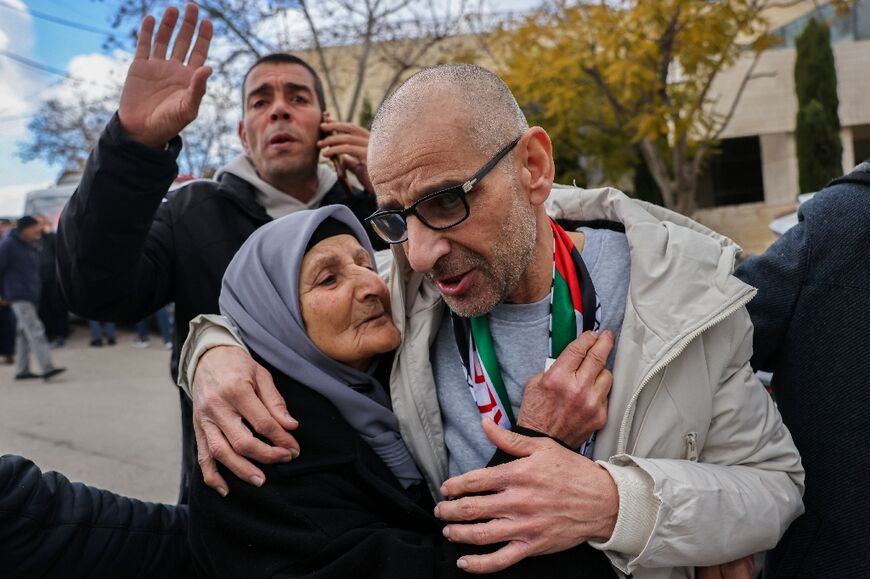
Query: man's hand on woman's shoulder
192 345 300 496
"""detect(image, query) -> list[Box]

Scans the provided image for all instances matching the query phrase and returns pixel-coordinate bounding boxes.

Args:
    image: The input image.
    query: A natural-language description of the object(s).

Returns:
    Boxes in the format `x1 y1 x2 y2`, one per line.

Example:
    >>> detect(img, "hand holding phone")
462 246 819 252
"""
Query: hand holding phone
318 113 375 194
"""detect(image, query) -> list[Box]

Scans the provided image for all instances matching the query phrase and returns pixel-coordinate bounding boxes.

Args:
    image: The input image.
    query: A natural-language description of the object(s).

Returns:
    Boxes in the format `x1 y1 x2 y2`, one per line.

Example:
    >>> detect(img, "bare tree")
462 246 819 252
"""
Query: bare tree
18 74 239 178
18 91 116 173
105 0 498 122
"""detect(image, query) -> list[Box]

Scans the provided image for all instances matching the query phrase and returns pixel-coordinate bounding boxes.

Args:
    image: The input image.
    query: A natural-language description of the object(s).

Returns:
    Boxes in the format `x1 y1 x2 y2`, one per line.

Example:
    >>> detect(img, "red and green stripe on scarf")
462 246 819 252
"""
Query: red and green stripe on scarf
452 218 600 455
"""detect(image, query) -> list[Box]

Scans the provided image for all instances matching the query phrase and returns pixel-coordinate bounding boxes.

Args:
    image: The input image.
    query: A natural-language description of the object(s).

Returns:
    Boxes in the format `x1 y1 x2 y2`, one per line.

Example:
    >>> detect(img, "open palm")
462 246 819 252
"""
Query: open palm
118 4 213 148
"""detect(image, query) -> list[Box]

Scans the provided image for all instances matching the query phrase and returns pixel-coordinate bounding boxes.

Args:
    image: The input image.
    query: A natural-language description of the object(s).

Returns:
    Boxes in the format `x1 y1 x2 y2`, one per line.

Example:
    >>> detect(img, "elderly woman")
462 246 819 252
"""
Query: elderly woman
187 205 615 578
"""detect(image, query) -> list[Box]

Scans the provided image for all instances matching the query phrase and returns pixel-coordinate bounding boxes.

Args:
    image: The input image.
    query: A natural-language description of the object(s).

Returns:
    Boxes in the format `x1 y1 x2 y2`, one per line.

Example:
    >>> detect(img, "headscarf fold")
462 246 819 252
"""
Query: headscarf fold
220 205 422 487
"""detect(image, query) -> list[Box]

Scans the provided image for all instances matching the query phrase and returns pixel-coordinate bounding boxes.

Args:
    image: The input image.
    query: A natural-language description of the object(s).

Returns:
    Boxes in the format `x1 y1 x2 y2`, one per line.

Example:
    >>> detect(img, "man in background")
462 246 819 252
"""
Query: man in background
735 162 870 577
0 216 65 380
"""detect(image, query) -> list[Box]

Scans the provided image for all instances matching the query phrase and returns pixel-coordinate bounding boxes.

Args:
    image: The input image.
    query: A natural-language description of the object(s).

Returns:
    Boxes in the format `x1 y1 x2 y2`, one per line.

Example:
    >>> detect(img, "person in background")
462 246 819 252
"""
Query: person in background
735 162 870 577
88 320 116 347
134 306 174 349
0 216 65 380
36 216 68 348
0 219 13 364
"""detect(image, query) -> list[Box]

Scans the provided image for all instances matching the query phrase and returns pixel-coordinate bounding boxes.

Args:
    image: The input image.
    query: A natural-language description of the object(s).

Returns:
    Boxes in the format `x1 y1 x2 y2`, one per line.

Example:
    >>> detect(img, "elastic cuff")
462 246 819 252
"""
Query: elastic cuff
588 462 659 557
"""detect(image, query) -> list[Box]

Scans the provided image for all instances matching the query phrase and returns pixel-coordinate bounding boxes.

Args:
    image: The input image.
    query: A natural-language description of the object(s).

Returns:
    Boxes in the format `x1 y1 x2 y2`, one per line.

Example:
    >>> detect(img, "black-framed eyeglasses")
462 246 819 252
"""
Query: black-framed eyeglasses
365 136 521 244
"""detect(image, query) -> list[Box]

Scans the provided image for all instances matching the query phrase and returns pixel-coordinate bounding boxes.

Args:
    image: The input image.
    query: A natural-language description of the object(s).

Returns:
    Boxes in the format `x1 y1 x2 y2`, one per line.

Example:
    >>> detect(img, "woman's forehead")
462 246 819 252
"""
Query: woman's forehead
302 234 368 267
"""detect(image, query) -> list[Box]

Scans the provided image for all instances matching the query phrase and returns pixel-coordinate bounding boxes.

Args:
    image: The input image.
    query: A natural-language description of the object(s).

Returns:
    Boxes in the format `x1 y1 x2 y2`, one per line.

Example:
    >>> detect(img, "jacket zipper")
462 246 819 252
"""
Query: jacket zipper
616 287 756 455
685 432 699 461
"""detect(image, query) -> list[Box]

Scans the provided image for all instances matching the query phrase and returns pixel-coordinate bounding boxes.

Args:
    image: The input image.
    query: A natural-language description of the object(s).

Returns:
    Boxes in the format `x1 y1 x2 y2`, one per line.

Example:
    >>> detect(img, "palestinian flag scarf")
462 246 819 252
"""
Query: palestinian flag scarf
452 218 600 453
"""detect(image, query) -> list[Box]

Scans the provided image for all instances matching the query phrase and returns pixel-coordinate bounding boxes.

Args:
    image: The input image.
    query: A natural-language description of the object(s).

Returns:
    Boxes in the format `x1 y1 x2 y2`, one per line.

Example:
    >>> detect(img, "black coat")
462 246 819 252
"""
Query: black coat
0 230 41 303
189 356 616 579
0 454 190 578
735 165 870 577
56 113 384 502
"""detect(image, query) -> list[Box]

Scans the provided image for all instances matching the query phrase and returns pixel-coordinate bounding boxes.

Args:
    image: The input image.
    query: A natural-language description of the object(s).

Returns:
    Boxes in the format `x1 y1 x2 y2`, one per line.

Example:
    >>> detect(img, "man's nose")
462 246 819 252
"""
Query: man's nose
404 217 449 274
269 100 291 121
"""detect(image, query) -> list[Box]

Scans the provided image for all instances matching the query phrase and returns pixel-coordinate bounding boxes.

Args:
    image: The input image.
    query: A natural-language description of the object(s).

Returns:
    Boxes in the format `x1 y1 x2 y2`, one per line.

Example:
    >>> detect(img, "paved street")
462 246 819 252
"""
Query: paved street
1 325 182 504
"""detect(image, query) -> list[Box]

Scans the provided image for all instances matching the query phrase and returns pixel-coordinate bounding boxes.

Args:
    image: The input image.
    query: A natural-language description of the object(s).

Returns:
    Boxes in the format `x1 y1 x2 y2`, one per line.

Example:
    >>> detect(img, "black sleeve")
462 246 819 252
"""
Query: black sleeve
56 112 179 323
735 202 810 372
0 454 190 578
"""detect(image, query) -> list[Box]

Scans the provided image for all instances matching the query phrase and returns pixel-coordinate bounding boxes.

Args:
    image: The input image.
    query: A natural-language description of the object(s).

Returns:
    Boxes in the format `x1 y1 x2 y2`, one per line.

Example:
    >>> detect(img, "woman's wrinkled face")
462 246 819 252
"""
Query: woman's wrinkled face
299 234 401 371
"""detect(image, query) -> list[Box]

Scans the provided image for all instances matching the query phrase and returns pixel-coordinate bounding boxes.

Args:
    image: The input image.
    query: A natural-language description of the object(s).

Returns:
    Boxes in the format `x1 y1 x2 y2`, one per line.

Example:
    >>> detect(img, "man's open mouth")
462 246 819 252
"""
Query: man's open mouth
436 270 473 296
269 133 297 145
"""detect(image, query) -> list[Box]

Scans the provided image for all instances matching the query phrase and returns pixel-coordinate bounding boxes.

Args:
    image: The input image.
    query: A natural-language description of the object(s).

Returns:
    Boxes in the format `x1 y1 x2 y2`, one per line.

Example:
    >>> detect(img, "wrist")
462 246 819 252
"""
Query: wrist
117 113 170 150
590 463 619 540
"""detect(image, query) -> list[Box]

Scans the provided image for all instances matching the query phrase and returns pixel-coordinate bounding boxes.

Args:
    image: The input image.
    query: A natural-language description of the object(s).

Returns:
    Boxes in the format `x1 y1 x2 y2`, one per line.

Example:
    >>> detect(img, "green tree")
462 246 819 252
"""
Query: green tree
796 100 842 193
358 96 374 129
794 18 842 193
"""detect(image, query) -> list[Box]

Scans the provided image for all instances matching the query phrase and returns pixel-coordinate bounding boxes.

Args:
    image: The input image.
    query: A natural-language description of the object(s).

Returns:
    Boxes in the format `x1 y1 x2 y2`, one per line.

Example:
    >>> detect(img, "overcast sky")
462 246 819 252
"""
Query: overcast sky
0 0 542 216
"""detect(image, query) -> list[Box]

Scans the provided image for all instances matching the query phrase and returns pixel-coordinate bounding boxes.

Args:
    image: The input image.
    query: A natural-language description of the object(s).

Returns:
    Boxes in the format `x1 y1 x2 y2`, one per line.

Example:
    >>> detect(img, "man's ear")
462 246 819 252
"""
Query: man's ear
519 127 555 207
237 120 250 155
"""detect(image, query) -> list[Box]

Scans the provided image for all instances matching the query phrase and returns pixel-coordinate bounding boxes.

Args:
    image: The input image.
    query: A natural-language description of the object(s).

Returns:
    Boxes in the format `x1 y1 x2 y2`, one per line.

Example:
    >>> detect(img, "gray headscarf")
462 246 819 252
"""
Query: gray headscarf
219 205 422 488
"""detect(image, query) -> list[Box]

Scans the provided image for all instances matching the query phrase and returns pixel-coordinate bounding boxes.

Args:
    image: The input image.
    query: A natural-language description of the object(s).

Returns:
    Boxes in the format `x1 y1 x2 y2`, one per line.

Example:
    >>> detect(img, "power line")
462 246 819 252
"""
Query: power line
0 48 119 91
0 0 115 37
0 48 74 79
0 112 35 122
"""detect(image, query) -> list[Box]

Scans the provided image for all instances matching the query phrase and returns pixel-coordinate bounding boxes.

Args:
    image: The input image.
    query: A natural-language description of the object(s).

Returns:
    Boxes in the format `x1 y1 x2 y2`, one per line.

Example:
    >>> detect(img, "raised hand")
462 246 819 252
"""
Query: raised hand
119 4 213 148
318 115 375 193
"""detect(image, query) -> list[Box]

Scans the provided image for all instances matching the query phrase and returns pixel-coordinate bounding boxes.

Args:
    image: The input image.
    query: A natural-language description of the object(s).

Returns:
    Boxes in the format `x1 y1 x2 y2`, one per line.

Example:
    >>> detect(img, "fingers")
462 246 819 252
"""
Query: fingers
134 15 155 61
442 518 517 546
170 3 198 61
547 330 598 376
482 416 546 458
716 556 755 579
586 369 613 432
436 492 508 523
695 565 724 579
194 417 228 496
254 364 300 432
185 66 213 119
440 463 510 500
457 541 531 574
320 120 370 137
187 17 213 69
576 330 614 382
318 133 369 153
200 418 267 487
151 6 180 60
230 390 298 462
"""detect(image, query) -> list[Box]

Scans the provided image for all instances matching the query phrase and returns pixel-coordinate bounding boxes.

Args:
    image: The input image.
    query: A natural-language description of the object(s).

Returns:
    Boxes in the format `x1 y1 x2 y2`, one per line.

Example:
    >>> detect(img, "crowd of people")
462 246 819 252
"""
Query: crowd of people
2 2 868 578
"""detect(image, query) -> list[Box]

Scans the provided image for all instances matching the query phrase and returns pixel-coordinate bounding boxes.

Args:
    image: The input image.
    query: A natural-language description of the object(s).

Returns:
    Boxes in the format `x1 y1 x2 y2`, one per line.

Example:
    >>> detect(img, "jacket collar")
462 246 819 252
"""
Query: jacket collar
546 184 754 367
